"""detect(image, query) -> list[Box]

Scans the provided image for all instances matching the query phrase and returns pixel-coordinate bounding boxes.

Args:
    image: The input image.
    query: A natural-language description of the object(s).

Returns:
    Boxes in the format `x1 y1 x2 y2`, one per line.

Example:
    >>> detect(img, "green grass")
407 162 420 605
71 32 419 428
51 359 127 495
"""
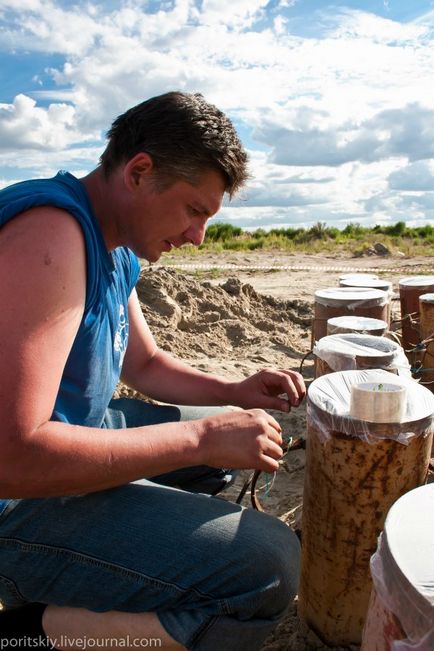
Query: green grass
165 221 434 257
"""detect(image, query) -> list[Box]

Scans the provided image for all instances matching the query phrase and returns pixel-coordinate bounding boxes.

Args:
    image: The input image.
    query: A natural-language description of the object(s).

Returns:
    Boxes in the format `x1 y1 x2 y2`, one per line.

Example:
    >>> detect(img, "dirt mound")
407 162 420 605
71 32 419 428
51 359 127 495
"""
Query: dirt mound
136 268 312 362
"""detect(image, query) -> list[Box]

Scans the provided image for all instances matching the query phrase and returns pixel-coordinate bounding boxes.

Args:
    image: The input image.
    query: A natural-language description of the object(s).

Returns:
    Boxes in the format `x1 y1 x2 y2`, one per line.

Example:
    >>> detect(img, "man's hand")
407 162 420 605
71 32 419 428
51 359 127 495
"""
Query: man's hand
198 408 284 473
228 368 306 412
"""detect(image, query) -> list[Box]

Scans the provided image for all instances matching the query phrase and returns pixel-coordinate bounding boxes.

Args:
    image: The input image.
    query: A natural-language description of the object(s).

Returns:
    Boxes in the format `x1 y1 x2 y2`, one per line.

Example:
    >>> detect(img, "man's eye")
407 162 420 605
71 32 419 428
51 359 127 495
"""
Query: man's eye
189 206 201 216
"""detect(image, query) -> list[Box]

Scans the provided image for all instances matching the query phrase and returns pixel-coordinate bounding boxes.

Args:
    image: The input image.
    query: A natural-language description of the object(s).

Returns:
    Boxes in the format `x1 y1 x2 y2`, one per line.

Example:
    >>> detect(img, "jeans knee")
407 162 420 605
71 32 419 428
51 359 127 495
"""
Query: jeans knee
266 521 300 614
242 513 301 618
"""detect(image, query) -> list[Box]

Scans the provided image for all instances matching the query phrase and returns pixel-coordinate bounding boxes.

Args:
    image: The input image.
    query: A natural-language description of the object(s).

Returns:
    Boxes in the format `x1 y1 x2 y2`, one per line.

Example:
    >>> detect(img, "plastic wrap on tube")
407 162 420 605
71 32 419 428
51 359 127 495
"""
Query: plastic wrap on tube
327 315 388 335
340 277 393 295
340 273 379 281
369 485 434 650
307 369 434 444
313 333 411 375
314 287 388 310
399 275 434 290
419 292 434 304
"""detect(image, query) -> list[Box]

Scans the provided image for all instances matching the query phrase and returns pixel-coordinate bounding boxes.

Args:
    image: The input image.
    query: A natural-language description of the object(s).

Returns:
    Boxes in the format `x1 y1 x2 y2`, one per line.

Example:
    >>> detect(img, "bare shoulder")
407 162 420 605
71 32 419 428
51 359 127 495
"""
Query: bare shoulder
0 206 87 436
0 206 86 313
0 205 86 260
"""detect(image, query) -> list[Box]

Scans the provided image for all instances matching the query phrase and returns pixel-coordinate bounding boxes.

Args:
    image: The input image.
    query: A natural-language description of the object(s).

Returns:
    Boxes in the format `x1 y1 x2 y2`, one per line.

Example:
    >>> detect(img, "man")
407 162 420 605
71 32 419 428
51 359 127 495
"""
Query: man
0 91 304 650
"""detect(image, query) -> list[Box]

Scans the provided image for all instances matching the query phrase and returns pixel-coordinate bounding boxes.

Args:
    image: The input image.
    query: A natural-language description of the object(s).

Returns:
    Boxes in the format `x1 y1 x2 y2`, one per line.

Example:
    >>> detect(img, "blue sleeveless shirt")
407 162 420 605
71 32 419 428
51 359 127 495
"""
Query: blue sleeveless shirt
0 171 141 430
0 172 141 513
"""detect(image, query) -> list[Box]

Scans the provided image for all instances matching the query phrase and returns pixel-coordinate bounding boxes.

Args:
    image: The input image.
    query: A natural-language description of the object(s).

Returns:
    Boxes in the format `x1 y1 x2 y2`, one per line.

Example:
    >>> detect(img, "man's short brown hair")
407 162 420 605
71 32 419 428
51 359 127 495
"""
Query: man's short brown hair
100 91 249 197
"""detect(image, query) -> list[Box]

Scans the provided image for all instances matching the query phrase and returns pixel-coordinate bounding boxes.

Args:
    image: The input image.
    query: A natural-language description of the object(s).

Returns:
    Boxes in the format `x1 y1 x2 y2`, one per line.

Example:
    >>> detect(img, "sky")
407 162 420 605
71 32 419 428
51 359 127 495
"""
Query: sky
1 0 434 230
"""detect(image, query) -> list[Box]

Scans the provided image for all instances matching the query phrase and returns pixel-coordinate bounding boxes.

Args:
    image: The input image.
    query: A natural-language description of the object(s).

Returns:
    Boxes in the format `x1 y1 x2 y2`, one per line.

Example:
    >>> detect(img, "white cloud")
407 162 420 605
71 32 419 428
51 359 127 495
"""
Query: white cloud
200 0 269 28
0 143 103 179
1 1 434 227
388 161 434 191
0 94 87 150
0 0 42 11
253 103 434 167
364 188 434 225
398 193 434 210
278 0 298 7
0 1 104 55
329 8 427 43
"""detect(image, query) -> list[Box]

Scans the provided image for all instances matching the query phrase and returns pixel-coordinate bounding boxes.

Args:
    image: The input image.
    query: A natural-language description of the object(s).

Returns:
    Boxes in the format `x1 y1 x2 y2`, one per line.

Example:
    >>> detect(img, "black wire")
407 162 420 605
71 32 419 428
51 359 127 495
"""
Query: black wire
235 437 306 512
235 471 255 504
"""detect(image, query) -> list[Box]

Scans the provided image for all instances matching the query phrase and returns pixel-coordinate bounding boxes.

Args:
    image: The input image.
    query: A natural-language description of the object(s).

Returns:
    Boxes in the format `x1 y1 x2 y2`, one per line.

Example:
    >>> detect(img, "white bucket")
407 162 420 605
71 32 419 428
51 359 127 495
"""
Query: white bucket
362 484 434 650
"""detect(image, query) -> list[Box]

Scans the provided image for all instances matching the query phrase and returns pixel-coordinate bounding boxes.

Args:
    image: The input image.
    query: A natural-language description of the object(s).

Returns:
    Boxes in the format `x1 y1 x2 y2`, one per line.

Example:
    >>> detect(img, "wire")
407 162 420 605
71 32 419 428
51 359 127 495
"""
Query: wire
246 437 306 512
299 349 314 376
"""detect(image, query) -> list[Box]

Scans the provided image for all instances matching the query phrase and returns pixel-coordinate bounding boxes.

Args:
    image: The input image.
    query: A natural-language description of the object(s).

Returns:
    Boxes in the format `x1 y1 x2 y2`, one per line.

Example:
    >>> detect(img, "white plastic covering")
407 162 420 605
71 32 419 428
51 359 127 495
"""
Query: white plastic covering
315 287 388 309
340 277 393 294
370 484 434 650
327 315 388 335
399 275 434 290
313 333 411 375
307 369 434 444
339 273 379 281
420 292 434 304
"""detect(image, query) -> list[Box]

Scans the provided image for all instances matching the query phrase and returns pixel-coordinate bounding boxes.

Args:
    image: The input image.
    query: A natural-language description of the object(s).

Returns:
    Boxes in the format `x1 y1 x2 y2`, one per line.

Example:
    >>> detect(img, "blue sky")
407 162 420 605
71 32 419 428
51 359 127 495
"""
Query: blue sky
1 0 434 229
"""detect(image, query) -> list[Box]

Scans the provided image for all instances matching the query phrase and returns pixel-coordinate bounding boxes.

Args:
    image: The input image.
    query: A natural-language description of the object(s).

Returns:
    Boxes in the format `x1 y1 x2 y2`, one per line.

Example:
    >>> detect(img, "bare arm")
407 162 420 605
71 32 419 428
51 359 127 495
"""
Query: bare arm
0 209 283 499
0 209 203 497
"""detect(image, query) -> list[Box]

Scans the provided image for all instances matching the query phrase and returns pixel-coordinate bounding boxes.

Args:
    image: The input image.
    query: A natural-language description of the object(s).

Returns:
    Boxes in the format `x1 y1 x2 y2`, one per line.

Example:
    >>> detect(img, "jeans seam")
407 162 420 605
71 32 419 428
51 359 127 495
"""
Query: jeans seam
221 599 233 616
0 573 27 602
188 614 220 649
0 536 216 602
182 598 232 648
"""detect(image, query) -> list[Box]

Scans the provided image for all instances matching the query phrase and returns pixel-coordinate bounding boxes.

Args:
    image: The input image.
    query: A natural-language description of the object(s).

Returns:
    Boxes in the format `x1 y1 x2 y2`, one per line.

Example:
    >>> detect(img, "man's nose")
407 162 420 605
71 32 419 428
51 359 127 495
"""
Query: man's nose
185 220 207 246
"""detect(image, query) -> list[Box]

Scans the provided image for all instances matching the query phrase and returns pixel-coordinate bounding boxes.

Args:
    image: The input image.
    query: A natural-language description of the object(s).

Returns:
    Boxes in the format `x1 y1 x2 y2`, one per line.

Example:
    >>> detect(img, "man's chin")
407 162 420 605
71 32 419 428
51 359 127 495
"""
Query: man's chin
138 245 161 263
145 252 160 263
137 242 170 263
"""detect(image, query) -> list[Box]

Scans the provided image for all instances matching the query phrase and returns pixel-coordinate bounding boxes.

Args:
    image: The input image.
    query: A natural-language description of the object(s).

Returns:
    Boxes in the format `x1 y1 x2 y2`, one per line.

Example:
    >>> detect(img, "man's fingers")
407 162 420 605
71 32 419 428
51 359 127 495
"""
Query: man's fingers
267 416 282 433
266 426 283 446
274 370 306 405
263 393 290 412
250 408 282 433
281 370 306 401
264 409 282 431
258 455 280 473
263 439 284 460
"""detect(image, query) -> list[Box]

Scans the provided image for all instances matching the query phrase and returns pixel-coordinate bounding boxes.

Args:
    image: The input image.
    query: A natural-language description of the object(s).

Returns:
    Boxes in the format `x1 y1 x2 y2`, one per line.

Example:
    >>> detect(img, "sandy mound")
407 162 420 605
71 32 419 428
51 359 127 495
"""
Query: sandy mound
135 268 312 362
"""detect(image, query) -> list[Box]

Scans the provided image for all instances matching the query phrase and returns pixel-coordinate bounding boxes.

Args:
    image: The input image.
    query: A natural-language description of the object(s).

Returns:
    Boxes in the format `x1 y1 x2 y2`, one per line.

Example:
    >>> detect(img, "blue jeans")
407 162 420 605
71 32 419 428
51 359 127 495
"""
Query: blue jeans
0 399 300 650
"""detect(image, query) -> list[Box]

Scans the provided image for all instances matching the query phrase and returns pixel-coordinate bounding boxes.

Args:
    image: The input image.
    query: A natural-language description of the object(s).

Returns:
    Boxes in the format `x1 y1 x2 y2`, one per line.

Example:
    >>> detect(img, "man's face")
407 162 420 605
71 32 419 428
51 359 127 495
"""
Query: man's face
127 168 226 262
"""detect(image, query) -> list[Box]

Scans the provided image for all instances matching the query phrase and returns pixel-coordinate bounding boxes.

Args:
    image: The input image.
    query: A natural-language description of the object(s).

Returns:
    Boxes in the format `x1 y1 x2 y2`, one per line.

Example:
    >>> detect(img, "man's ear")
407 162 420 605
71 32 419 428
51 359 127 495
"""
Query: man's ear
123 153 154 191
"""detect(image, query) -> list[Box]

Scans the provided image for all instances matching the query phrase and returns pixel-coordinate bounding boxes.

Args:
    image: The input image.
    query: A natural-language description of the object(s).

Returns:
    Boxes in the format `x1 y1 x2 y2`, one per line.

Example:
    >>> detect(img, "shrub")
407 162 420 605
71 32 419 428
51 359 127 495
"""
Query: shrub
383 221 407 237
205 223 242 242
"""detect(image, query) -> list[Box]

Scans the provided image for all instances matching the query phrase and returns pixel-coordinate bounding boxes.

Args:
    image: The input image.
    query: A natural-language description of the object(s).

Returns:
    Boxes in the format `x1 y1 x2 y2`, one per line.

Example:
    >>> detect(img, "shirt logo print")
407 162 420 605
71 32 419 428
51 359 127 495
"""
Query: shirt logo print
114 304 128 368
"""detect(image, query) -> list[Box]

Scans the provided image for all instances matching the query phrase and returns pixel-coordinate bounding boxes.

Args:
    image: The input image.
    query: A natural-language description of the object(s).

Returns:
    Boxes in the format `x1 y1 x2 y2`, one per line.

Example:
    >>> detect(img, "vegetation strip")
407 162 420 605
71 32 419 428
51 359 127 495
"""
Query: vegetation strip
151 263 434 274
